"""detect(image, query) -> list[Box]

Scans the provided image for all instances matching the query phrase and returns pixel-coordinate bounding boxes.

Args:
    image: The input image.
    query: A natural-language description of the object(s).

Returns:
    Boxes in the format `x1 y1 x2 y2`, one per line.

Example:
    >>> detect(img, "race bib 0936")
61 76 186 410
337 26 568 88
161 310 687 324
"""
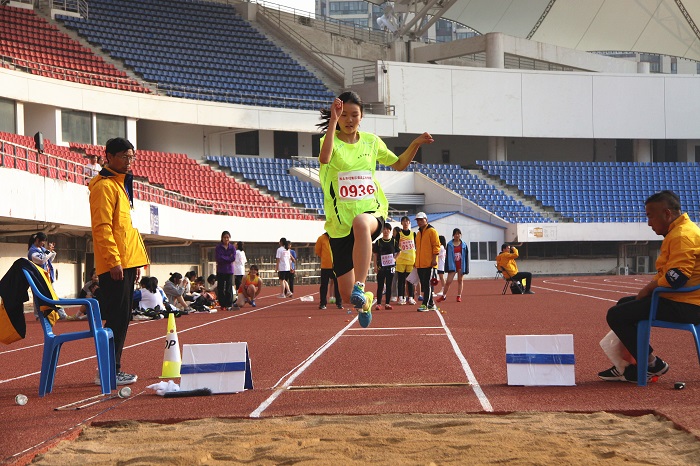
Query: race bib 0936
337 171 376 200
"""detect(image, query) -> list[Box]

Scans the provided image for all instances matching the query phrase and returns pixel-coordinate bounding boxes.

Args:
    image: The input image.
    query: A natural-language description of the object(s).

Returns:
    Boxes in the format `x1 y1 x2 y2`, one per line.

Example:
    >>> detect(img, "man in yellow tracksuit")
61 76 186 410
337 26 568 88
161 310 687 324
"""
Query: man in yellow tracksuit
89 137 149 386
599 190 700 383
315 232 342 309
414 212 440 311
496 244 533 294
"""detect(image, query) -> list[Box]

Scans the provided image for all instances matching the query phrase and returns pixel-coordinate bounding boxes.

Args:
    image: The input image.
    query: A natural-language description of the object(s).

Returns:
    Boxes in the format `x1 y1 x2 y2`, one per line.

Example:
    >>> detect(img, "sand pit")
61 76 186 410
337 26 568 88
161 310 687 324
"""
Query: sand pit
31 412 700 465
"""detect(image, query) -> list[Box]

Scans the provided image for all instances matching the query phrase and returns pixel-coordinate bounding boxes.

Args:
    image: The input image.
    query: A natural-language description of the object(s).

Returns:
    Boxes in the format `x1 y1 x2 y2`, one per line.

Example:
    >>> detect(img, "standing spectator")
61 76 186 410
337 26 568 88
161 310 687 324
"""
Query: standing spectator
288 241 297 293
373 222 398 310
435 235 447 297
414 212 440 312
89 137 149 385
84 154 101 178
396 216 416 305
315 232 342 309
233 241 247 291
215 230 236 310
275 237 293 298
438 228 469 302
390 226 401 302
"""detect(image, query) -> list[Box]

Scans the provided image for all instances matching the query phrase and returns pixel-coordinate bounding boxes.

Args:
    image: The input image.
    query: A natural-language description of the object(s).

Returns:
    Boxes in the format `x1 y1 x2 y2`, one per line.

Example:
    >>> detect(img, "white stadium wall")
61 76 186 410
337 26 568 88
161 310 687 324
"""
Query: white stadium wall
379 61 700 140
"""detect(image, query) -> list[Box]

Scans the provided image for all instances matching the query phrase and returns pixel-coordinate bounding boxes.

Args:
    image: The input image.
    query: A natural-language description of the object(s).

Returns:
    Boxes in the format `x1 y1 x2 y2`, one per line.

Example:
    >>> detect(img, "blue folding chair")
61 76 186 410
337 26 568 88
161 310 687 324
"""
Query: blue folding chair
636 285 700 386
23 269 116 396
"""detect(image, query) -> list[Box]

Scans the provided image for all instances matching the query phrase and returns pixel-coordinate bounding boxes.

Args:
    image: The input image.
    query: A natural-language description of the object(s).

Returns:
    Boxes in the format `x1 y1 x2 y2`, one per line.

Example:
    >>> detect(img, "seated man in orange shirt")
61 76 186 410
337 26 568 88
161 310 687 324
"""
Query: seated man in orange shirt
496 244 534 294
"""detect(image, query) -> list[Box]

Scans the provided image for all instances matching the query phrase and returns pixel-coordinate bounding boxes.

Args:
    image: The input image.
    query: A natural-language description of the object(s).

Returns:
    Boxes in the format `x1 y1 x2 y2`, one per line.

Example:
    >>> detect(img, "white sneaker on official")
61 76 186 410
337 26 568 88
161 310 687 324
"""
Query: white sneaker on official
407 297 416 305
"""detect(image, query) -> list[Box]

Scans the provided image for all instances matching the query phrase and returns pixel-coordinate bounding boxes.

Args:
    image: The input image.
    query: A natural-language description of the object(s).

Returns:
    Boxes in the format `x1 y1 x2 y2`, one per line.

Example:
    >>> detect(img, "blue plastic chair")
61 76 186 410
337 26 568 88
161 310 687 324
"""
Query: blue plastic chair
636 285 700 386
23 270 116 397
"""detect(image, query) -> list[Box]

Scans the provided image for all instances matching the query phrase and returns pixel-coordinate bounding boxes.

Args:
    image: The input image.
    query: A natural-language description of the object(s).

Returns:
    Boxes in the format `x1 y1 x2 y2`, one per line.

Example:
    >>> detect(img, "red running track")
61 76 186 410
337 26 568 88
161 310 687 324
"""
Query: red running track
1 276 699 464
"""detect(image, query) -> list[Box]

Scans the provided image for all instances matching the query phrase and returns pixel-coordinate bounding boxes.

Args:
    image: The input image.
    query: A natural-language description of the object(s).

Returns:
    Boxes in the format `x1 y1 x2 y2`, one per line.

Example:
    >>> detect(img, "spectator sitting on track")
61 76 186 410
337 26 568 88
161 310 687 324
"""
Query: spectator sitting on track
205 274 218 300
496 244 534 294
79 268 99 298
599 190 700 383
238 264 263 308
182 270 197 302
133 276 167 311
163 272 193 312
68 281 100 321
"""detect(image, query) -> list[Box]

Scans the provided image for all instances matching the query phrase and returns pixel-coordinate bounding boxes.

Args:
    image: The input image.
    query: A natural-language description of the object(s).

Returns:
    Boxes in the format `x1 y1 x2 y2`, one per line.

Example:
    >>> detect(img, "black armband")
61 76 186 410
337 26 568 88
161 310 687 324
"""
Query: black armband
665 268 689 289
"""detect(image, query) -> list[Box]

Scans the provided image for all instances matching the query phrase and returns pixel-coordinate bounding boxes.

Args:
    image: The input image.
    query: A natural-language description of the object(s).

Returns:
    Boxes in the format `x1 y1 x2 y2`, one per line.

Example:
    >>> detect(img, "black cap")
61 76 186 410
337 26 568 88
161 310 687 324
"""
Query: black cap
105 137 134 155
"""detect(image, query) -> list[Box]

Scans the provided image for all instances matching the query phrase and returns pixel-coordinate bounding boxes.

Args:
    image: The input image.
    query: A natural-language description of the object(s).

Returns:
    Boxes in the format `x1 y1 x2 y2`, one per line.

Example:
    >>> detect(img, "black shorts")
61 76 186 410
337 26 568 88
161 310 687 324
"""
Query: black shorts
329 214 384 277
278 271 290 281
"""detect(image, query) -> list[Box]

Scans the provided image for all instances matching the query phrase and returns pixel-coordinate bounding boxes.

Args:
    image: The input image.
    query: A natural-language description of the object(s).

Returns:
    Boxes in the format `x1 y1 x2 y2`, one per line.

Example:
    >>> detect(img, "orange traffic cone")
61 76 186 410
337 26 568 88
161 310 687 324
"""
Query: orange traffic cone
160 313 181 378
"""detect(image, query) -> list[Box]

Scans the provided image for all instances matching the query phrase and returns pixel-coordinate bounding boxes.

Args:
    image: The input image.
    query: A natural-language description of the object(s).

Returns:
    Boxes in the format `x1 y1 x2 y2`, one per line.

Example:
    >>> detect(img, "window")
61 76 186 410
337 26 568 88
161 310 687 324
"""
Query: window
96 114 126 146
61 110 91 144
329 1 366 15
149 245 200 264
0 97 15 134
470 241 497 261
236 131 259 156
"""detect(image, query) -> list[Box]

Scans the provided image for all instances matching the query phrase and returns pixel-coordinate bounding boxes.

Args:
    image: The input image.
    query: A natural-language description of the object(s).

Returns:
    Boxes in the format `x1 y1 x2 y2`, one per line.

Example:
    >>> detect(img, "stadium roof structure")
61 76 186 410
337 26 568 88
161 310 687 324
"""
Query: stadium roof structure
377 0 700 62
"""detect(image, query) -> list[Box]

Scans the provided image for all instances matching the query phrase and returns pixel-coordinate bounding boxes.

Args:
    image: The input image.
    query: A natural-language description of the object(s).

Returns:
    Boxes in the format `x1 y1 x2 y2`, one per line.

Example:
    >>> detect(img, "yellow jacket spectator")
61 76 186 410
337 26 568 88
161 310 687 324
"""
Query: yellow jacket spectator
600 190 700 383
414 212 440 311
496 245 533 294
315 232 341 309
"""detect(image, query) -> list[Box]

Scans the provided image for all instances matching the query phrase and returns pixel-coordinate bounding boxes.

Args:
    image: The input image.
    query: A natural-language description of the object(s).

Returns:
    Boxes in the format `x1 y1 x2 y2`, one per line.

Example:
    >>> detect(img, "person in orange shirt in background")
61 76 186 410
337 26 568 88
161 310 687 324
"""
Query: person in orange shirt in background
315 232 342 309
414 212 440 312
496 244 534 294
237 265 263 308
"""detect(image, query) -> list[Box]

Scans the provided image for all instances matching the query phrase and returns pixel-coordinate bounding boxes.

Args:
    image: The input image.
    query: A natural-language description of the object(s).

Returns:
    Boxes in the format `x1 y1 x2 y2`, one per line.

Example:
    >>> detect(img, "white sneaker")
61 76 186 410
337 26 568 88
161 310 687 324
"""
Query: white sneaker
390 296 398 302
407 297 416 305
398 297 406 305
278 294 287 298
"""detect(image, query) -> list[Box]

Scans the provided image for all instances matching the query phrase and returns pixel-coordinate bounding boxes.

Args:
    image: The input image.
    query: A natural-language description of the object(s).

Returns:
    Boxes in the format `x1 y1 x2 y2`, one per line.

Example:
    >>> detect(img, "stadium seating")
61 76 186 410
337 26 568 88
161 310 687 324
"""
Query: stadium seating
56 0 336 109
478 160 700 223
411 163 552 223
0 4 149 93
0 132 312 219
209 156 325 215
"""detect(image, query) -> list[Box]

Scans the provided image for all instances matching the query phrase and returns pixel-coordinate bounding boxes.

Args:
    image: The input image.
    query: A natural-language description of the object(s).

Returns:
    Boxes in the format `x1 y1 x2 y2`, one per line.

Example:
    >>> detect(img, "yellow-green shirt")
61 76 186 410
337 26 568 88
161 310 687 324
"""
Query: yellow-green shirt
319 131 398 238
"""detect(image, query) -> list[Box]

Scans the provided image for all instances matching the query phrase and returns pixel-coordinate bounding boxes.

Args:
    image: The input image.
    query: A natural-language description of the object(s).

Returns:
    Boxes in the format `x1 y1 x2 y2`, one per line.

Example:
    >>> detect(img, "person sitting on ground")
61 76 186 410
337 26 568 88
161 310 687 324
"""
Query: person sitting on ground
598 190 700 383
133 276 167 311
68 281 100 321
238 264 263 308
182 270 197 302
79 268 99 298
496 244 534 294
205 274 218 300
163 272 193 312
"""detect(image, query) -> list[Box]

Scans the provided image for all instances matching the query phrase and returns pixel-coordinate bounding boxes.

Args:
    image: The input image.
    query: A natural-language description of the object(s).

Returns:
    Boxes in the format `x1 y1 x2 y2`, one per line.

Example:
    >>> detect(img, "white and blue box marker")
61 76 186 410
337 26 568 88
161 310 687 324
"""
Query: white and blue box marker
180 342 253 394
506 334 575 386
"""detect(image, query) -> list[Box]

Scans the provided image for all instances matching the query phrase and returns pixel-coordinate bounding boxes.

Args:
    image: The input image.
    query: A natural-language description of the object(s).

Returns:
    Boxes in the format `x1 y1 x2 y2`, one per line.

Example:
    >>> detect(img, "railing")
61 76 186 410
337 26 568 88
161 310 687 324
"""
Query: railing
0 138 322 220
247 0 390 45
50 0 88 19
254 1 345 80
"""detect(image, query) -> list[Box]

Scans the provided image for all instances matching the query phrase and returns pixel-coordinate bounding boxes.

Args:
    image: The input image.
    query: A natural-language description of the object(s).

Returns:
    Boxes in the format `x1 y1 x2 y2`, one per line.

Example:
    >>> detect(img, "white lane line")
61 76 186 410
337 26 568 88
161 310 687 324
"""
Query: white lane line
346 326 444 331
434 310 493 412
533 285 619 302
0 294 292 385
541 280 631 294
249 317 358 418
573 279 640 291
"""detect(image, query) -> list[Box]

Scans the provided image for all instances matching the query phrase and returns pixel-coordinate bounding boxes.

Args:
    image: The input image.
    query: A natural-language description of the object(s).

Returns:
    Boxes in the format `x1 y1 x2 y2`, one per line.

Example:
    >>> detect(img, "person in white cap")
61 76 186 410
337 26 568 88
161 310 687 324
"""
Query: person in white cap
414 212 440 311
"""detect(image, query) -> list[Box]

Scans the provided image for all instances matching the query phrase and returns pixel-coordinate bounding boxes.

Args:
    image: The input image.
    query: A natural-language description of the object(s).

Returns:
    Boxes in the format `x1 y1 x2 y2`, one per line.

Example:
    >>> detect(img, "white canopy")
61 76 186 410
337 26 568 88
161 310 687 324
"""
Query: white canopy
378 0 700 61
